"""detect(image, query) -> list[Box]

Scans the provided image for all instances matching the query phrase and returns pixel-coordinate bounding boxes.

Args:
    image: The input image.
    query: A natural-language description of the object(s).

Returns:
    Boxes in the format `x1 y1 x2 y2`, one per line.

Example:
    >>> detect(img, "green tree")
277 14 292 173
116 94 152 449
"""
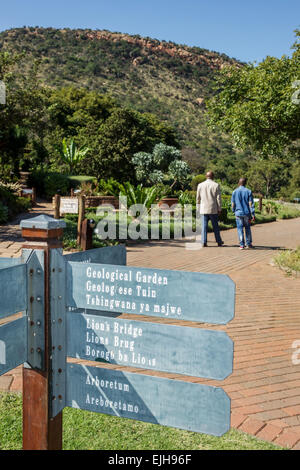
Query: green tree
168 160 191 190
0 52 49 178
44 88 179 181
133 142 188 187
246 157 289 197
206 30 300 158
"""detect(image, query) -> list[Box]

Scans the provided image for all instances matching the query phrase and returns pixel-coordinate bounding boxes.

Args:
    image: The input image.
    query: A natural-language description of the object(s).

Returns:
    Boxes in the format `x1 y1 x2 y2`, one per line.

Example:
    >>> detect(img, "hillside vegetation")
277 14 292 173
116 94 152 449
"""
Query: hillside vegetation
0 27 244 170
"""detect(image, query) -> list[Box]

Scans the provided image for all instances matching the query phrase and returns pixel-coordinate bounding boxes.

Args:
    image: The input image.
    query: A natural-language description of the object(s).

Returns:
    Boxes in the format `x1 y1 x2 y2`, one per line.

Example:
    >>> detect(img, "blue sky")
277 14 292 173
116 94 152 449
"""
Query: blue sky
0 0 299 63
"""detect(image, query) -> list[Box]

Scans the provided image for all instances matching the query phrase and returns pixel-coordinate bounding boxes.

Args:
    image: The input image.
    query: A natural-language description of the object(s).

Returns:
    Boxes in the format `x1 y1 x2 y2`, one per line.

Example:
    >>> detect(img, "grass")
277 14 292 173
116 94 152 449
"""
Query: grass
277 206 300 219
0 392 282 451
273 246 300 275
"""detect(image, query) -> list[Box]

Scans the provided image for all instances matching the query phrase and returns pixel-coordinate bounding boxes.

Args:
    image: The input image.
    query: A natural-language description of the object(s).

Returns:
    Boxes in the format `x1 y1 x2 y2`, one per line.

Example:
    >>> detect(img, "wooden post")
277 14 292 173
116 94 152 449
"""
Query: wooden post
80 219 94 251
54 194 61 219
32 187 36 206
20 215 66 450
259 195 263 212
77 195 85 246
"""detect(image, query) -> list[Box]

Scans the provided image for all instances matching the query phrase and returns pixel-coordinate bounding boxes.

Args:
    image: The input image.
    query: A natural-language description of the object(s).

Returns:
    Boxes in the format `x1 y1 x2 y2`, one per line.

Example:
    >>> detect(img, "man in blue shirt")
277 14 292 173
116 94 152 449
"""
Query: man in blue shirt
231 178 255 250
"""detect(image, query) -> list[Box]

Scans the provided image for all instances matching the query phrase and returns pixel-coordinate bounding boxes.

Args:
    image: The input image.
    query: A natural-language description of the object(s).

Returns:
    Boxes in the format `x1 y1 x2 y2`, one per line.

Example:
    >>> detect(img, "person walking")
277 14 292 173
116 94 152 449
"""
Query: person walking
196 171 224 247
231 177 255 250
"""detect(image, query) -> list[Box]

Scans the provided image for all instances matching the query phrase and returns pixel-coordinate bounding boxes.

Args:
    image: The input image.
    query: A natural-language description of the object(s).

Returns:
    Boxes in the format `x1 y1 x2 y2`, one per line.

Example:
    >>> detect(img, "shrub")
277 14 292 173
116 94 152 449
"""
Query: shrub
44 173 70 199
262 201 279 216
218 208 228 223
28 171 96 198
220 183 234 196
277 206 300 219
67 175 96 188
27 170 47 196
178 190 196 206
191 174 206 191
15 197 32 213
0 202 9 224
221 195 232 211
97 178 122 197
0 185 31 223
273 246 300 274
290 190 300 201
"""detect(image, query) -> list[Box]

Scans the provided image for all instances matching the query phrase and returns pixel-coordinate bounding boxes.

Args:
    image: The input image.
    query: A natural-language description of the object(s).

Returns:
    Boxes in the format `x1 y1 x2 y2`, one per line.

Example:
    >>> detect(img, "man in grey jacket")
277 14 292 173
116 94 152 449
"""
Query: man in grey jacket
196 171 224 247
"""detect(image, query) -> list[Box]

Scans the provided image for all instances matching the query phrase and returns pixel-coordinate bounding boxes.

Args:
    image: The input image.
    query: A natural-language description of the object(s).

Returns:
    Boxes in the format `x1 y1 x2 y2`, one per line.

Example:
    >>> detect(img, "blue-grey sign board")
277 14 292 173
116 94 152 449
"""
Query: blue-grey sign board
67 312 233 380
0 316 27 376
66 262 235 324
0 264 27 319
64 245 126 266
0 258 21 269
66 363 231 436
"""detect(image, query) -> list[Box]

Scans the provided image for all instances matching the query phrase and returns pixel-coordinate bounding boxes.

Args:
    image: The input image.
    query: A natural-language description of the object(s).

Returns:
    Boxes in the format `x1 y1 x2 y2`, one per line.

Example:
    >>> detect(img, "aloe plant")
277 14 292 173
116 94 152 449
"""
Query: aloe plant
119 182 165 219
59 138 90 174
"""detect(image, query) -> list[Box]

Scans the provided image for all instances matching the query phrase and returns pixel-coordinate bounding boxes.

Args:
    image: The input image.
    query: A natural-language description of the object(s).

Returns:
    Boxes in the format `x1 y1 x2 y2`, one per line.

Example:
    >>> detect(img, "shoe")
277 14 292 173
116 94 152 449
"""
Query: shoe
246 245 254 249
239 246 245 250
201 243 207 247
218 241 224 247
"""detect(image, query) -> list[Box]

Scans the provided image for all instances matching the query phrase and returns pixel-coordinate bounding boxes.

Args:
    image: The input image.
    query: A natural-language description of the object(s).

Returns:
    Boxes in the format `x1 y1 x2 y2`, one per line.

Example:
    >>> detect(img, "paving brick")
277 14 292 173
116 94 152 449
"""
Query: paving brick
239 417 266 435
274 429 300 448
256 423 283 442
232 404 263 415
291 440 300 450
230 411 247 429
283 405 300 416
253 409 290 421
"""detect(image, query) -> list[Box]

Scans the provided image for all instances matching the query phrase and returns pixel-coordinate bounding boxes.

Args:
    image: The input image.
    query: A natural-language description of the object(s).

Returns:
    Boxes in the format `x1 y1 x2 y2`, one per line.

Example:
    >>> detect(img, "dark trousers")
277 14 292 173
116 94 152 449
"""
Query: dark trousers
201 214 222 244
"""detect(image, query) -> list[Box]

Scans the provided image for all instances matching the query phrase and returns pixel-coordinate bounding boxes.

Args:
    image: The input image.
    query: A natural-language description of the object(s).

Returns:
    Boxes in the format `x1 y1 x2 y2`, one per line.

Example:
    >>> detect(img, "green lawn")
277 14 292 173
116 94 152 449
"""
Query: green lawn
0 393 282 451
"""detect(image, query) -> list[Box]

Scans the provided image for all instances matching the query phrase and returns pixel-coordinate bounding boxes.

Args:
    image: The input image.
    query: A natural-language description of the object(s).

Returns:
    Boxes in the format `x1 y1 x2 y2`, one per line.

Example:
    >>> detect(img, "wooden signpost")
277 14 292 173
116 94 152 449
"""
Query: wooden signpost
0 215 235 450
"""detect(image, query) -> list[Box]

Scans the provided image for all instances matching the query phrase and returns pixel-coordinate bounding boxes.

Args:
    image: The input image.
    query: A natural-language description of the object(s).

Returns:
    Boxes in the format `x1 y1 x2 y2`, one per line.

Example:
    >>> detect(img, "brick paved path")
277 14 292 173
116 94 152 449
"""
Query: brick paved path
0 204 300 448
0 199 53 258
126 217 300 449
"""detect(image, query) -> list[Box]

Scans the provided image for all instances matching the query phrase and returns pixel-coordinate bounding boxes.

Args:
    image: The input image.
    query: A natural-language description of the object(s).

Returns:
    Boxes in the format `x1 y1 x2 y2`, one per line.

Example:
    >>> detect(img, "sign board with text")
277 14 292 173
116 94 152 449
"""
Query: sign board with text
59 197 79 215
66 262 235 324
67 363 231 437
67 311 233 380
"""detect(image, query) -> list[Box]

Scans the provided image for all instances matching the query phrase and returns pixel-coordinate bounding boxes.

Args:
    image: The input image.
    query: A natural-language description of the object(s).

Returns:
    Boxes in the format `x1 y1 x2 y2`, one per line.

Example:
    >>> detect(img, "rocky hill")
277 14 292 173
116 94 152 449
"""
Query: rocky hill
0 27 243 170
